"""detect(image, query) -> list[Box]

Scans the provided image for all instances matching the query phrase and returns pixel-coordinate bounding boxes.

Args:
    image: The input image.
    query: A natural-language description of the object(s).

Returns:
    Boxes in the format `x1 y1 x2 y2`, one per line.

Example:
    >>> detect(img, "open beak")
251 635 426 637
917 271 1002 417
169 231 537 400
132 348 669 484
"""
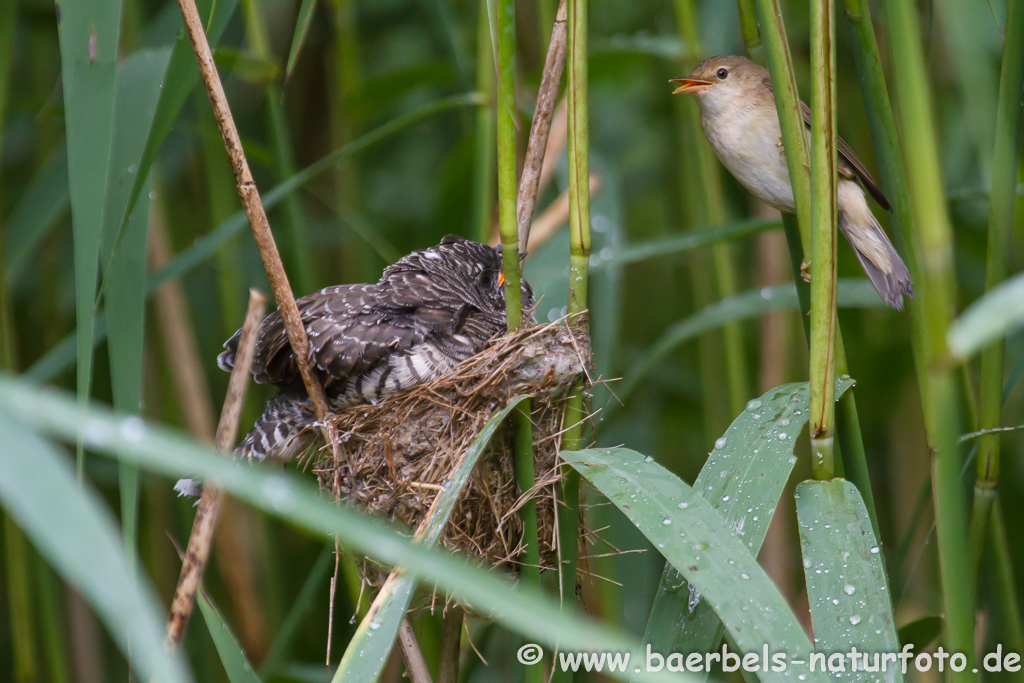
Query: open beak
498 271 505 287
669 77 713 95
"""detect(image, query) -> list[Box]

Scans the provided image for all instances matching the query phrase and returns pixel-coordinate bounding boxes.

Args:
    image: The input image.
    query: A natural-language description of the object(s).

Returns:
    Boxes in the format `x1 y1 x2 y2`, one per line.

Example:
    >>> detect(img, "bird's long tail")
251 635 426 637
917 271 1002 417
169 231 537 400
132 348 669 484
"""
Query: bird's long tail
837 181 914 310
174 392 318 498
236 392 319 461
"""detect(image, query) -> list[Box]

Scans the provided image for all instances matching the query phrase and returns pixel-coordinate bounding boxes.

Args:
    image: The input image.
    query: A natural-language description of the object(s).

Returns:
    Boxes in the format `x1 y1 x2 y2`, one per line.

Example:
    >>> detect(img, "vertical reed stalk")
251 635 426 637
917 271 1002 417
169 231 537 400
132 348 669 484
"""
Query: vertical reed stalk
969 0 1024 578
808 0 837 479
990 500 1024 662
556 0 589 653
736 0 764 63
752 0 878 523
882 0 975 673
495 3 541 680
675 0 750 420
472 0 496 243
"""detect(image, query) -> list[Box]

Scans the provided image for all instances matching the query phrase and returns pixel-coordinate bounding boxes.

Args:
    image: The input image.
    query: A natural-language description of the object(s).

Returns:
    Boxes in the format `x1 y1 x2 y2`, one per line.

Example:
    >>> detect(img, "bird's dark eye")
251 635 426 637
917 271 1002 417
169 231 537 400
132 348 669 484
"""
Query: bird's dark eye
479 271 493 289
716 68 729 80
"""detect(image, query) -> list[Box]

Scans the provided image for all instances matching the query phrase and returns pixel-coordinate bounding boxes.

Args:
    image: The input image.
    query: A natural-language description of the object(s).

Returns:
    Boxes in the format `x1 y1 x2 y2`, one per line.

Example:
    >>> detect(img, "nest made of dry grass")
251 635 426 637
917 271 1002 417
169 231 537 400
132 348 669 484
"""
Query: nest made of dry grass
311 317 591 579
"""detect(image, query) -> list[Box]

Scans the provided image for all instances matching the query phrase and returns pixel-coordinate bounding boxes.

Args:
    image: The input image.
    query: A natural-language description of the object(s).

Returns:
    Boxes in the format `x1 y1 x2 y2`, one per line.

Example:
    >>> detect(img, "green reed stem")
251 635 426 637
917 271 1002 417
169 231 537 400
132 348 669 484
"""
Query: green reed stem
557 0 590 662
752 0 877 523
969 0 1024 581
676 0 750 421
808 0 837 480
990 499 1024 672
751 0 811 239
4 516 39 682
473 0 496 243
736 0 764 63
514 404 541 586
496 0 523 328
882 0 975 673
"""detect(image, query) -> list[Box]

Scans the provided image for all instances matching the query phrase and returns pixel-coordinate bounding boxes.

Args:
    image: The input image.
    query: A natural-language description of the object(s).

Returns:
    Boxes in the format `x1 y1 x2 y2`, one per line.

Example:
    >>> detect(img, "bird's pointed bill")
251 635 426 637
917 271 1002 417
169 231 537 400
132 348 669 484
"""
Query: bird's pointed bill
669 77 713 95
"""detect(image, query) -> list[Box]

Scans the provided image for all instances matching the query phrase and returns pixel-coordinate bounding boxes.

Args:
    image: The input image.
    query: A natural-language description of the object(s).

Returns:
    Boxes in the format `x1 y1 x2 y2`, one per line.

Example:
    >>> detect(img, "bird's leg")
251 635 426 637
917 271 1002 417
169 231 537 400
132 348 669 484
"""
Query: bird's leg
801 260 812 283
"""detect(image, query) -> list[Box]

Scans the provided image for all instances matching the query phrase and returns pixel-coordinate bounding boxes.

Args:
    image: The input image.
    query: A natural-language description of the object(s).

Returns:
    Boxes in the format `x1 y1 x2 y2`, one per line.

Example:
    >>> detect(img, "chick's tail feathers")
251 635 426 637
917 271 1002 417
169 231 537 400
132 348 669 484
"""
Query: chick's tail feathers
838 181 914 311
174 392 318 498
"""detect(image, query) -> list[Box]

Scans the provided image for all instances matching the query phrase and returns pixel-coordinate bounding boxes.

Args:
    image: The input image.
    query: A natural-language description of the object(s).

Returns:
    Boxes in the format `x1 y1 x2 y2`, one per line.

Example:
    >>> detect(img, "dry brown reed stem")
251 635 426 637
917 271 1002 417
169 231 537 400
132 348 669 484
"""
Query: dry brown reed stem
174 0 337 452
399 619 433 683
165 289 266 651
150 205 269 656
517 0 568 252
490 174 601 253
148 214 215 442
438 606 464 683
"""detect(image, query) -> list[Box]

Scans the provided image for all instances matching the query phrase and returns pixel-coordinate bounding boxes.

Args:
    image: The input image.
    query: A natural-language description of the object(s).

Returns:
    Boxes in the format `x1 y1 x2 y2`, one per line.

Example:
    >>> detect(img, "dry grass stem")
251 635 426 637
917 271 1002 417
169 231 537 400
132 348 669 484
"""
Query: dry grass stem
164 289 266 651
517 0 569 252
173 0 338 453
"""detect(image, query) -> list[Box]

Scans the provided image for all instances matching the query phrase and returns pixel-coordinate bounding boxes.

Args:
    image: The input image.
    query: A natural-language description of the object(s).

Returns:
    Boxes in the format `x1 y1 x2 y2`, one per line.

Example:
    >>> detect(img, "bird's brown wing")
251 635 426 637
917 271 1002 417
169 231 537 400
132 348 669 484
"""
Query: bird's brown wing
799 101 891 212
219 284 465 389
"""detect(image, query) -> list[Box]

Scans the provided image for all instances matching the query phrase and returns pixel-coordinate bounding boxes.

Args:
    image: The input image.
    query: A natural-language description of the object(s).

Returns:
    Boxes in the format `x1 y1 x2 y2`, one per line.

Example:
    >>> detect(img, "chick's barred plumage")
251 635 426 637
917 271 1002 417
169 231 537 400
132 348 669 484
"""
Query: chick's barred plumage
217 235 535 462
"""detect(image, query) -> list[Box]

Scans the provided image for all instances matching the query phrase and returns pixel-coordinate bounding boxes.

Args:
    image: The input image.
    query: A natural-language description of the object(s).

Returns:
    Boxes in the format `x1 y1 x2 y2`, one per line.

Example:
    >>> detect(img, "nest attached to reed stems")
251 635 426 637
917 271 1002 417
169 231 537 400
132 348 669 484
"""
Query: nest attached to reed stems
311 318 591 581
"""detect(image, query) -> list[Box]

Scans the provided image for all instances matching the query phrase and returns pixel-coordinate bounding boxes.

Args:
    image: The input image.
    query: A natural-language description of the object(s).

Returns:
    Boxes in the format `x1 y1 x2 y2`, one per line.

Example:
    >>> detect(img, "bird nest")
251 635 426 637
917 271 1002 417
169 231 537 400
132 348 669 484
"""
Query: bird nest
311 317 591 581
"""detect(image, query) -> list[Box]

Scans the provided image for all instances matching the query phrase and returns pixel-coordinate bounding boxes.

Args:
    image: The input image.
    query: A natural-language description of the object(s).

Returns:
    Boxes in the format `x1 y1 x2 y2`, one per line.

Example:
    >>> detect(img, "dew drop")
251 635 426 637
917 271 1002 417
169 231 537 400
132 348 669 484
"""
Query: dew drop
714 437 727 449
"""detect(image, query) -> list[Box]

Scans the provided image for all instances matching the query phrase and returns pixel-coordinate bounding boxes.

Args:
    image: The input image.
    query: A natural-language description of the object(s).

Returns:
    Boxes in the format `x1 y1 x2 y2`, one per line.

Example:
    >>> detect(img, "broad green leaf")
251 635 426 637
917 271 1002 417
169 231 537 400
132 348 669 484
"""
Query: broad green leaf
0 377 692 683
796 479 902 681
4 146 69 285
896 615 942 650
562 447 824 682
0 409 190 683
26 92 484 383
639 379 855 675
55 0 123 475
617 280 883 406
948 271 1024 359
100 47 172 550
284 0 318 81
197 590 262 683
334 396 528 683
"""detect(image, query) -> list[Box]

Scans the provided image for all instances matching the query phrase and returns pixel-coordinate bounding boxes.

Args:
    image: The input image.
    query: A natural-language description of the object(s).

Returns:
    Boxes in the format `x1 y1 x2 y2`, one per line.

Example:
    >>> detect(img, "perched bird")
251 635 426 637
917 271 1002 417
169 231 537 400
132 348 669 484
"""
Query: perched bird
180 235 533 493
670 54 914 310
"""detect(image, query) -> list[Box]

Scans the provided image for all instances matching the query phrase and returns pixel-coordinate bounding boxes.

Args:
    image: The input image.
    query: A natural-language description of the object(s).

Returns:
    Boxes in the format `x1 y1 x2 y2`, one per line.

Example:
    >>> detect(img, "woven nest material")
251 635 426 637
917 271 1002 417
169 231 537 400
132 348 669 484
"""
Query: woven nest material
311 318 590 577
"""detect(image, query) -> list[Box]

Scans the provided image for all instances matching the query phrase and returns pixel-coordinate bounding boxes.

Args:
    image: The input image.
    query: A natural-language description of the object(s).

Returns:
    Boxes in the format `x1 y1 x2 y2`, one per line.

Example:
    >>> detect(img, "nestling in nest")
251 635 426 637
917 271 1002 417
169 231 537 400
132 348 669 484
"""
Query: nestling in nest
310 317 590 576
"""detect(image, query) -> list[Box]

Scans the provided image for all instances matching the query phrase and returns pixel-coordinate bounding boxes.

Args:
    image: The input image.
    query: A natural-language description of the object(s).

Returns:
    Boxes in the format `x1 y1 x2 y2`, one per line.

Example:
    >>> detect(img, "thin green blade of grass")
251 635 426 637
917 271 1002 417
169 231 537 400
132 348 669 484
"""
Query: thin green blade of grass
616 280 883 407
0 376 695 683
593 218 780 271
197 590 262 683
25 93 484 383
333 397 528 683
283 0 317 82
637 379 854 680
100 47 171 551
0 408 191 683
562 447 824 683
795 480 901 679
3 146 69 285
107 0 239 272
55 0 123 478
258 543 334 678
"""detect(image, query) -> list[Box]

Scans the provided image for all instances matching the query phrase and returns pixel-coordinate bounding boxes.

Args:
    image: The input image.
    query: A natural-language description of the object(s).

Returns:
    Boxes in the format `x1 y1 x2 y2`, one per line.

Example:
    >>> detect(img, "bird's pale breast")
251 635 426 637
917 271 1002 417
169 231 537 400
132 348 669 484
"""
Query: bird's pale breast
700 103 796 213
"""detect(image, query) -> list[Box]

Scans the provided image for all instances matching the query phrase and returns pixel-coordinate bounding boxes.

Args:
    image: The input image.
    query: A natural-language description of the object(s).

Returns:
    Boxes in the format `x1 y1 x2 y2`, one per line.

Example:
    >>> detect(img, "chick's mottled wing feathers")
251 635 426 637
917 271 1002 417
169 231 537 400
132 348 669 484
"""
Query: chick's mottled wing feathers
219 284 464 389
797 101 891 212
